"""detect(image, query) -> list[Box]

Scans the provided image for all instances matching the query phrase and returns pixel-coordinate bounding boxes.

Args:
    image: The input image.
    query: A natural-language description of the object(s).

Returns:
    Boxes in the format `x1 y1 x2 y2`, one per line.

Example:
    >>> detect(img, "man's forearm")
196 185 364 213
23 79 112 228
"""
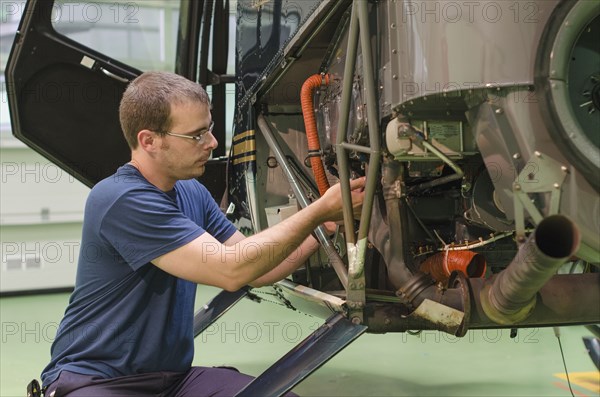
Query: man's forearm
249 234 321 287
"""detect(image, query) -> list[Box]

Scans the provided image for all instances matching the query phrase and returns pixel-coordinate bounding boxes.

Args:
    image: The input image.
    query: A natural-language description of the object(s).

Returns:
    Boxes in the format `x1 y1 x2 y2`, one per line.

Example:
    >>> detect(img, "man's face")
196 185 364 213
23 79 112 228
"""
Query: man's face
158 101 218 181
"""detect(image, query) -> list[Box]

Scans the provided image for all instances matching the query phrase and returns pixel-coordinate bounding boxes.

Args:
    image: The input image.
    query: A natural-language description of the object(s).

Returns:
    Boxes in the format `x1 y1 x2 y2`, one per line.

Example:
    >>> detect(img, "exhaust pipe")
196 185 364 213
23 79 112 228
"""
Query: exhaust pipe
481 215 580 325
371 158 464 308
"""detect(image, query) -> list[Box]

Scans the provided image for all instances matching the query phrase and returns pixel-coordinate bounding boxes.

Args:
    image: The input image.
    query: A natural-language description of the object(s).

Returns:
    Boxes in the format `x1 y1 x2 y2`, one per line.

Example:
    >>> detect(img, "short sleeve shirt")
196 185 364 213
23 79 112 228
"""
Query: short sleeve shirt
41 164 237 386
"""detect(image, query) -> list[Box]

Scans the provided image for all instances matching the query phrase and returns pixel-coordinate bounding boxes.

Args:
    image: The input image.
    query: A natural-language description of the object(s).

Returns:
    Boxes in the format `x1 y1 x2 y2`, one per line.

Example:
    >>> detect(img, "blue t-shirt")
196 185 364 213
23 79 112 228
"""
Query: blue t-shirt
41 164 237 386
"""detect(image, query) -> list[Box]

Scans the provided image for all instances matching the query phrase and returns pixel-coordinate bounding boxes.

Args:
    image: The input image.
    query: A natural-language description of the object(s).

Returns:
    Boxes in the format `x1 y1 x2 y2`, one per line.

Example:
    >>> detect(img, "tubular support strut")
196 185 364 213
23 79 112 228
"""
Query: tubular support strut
257 115 349 289
334 0 383 322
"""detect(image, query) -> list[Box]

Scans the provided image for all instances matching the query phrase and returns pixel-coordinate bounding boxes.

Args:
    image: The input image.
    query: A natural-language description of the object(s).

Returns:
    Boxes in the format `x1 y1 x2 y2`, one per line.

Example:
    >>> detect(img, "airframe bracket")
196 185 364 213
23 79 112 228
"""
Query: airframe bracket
512 151 568 242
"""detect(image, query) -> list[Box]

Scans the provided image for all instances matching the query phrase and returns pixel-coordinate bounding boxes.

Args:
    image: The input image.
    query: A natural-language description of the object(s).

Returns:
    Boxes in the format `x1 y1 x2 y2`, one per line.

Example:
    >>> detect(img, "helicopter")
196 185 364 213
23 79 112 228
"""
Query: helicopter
5 0 599 395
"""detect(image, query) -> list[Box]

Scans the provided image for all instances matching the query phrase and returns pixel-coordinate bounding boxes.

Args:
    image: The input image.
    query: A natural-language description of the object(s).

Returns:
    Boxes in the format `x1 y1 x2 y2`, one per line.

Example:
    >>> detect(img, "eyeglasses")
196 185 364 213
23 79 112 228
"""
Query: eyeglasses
163 121 214 144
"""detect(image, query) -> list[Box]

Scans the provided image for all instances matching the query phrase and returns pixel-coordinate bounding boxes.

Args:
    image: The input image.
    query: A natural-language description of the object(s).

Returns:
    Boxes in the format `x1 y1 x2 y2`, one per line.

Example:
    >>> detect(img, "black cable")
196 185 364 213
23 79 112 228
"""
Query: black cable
554 327 575 397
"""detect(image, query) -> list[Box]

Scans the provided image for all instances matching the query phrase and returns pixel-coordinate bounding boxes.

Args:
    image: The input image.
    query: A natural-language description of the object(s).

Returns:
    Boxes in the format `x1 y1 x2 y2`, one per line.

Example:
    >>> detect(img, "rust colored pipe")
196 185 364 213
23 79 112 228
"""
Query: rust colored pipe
419 250 487 284
301 73 331 196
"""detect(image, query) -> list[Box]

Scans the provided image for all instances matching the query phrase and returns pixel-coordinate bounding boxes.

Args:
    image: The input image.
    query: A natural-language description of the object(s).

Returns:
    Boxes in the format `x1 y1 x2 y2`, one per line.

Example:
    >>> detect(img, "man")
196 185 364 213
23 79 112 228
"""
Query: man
41 71 365 396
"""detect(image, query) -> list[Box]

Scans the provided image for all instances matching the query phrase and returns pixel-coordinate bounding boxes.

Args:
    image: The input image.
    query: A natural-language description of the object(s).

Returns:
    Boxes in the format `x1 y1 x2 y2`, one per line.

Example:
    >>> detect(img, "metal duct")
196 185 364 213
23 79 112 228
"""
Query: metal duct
481 215 581 324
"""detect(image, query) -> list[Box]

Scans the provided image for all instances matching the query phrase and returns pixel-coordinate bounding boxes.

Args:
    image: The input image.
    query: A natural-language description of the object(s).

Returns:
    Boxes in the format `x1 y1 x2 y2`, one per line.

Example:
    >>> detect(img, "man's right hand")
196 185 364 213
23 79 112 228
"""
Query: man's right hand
317 177 366 223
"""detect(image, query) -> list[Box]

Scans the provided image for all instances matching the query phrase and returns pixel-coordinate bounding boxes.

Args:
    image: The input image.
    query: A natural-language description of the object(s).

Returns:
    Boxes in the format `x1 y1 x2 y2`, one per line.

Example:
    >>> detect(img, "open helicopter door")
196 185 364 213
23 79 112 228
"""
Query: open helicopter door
5 0 138 187
5 0 230 195
6 0 246 340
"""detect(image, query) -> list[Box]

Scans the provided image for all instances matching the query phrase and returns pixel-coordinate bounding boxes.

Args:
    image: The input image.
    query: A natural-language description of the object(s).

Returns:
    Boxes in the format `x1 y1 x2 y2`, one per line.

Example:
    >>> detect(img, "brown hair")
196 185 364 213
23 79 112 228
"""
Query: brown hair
119 71 211 149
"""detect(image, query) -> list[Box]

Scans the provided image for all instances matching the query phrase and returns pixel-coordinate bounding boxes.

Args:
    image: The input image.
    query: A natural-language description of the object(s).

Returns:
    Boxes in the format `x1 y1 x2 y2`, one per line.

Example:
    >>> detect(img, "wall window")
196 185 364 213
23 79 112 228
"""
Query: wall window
51 0 180 71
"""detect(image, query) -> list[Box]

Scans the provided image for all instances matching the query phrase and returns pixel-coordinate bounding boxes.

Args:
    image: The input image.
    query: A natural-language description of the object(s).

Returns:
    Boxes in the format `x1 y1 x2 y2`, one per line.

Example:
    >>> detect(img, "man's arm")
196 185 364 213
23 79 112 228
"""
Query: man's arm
223 230 323 287
152 178 365 291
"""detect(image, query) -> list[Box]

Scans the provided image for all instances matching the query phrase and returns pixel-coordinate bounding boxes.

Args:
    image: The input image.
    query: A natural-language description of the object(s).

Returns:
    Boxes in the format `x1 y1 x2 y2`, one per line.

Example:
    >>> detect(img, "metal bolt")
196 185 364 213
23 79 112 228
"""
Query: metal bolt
392 49 397 54
514 184 521 191
495 108 503 115
266 156 278 168
393 74 398 80
390 23 396 29
554 183 560 189
513 153 521 160
384 318 391 325
351 317 362 325
561 165 568 172
534 151 542 158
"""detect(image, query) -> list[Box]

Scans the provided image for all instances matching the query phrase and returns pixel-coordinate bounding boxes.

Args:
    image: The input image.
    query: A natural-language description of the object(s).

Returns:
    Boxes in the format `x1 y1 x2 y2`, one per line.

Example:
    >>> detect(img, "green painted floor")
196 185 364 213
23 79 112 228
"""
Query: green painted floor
1 285 599 397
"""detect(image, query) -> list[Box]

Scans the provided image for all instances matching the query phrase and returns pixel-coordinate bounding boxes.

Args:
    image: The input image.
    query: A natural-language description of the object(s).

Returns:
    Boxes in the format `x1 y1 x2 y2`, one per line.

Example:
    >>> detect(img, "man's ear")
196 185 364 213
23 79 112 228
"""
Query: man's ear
137 130 157 151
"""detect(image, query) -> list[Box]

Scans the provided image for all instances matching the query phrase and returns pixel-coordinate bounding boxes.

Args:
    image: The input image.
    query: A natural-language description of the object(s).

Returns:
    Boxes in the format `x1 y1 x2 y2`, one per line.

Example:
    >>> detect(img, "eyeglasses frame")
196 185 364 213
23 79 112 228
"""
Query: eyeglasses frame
161 121 214 144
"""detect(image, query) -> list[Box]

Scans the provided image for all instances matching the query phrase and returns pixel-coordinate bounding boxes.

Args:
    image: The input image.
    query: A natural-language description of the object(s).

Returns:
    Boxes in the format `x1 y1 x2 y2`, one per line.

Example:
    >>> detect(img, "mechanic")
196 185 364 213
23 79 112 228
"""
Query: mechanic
39 71 366 396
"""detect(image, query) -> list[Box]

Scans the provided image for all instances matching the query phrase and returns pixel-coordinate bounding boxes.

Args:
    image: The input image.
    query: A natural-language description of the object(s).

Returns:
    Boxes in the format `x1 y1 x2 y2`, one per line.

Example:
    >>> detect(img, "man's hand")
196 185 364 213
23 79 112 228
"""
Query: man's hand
318 177 366 223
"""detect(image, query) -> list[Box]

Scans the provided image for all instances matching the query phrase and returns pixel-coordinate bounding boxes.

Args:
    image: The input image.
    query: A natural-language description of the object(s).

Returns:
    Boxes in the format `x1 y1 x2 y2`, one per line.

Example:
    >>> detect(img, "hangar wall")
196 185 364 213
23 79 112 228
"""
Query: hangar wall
0 0 239 293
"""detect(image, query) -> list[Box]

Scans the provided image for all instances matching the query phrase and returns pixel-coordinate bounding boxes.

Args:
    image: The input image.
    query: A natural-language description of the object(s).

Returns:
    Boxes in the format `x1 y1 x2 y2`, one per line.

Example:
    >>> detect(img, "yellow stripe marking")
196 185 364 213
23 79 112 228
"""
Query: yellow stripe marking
232 130 256 159
554 372 600 394
232 154 256 165
233 130 255 142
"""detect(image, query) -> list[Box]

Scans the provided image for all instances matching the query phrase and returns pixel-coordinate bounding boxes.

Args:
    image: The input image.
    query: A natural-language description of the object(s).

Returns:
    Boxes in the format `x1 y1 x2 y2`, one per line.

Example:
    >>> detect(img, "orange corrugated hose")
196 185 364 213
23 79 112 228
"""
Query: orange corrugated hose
301 73 331 197
419 250 487 284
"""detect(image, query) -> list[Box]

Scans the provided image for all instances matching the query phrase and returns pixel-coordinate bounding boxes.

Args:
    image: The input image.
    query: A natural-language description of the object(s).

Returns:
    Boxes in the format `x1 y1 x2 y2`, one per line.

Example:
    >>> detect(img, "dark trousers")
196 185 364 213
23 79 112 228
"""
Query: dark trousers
45 367 298 397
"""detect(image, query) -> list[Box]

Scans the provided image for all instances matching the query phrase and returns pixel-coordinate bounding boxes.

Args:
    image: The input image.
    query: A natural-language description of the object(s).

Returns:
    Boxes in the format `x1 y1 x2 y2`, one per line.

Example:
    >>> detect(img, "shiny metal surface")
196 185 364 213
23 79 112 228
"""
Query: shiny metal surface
381 0 560 110
468 90 600 260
